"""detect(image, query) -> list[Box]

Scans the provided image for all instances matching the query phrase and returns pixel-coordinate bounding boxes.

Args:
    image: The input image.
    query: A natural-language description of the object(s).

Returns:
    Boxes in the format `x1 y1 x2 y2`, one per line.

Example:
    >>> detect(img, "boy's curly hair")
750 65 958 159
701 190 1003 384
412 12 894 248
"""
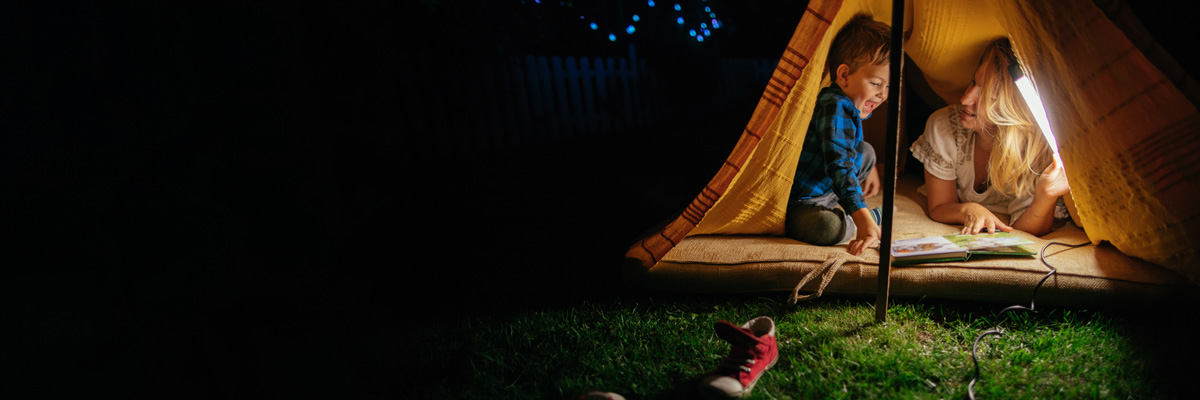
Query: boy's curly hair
826 14 891 76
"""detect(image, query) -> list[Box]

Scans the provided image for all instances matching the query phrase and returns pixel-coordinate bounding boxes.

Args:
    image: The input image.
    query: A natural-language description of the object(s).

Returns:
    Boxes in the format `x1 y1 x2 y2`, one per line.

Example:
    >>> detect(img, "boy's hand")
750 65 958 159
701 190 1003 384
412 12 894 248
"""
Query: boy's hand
848 208 881 256
862 166 881 198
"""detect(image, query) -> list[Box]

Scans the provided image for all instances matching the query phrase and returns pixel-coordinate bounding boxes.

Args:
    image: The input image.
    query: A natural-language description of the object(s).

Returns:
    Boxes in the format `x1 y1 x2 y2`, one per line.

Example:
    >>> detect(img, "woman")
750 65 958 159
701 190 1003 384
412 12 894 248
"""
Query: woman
910 38 1070 236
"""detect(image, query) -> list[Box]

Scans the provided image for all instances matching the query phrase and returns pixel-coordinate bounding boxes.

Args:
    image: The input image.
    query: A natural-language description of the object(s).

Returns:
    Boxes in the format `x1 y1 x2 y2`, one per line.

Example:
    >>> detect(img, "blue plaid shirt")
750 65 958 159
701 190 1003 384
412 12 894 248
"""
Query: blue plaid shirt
790 84 869 213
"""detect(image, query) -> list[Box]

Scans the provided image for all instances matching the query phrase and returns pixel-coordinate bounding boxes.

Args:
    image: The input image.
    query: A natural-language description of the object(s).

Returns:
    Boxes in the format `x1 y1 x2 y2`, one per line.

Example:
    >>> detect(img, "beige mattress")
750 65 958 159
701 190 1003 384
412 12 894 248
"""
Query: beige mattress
623 175 1198 308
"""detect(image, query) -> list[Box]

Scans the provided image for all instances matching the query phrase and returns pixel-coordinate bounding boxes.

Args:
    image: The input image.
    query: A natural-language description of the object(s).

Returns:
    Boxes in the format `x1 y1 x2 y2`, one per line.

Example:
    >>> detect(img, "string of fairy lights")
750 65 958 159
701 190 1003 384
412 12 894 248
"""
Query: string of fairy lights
523 0 724 43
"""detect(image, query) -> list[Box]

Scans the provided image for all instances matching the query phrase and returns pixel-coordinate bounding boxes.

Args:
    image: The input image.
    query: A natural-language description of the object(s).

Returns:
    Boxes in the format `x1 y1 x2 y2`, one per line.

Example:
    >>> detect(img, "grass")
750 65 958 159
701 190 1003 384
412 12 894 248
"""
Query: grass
409 292 1200 399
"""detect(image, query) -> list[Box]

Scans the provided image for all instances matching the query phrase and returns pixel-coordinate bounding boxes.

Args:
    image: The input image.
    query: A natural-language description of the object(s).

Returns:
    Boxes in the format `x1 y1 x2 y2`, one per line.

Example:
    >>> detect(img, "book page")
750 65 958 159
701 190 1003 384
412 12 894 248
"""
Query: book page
943 232 1034 251
891 236 963 258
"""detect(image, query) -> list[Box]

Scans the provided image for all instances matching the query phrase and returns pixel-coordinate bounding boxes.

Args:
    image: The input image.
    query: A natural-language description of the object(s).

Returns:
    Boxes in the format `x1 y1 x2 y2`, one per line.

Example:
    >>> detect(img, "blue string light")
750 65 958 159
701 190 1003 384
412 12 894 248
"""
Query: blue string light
529 1 724 44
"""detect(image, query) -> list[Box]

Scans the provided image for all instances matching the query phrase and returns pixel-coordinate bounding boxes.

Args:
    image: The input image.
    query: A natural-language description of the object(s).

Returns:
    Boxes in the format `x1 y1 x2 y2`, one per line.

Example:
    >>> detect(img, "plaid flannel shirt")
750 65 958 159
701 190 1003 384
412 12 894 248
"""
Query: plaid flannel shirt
790 84 869 213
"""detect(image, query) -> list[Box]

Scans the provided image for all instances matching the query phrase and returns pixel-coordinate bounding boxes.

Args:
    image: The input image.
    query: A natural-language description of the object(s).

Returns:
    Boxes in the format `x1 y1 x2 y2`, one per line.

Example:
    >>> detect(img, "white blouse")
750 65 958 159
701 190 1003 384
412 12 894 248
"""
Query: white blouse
910 105 1040 224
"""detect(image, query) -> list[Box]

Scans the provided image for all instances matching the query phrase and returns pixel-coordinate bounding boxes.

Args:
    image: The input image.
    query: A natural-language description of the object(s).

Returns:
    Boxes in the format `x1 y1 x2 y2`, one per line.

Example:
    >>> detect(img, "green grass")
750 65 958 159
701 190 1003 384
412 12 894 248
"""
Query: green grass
412 293 1199 399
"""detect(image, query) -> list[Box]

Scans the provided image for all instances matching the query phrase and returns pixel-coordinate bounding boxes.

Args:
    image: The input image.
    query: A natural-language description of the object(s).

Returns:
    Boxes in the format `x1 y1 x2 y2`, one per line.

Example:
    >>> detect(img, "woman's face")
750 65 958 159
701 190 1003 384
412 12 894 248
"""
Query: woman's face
959 63 989 132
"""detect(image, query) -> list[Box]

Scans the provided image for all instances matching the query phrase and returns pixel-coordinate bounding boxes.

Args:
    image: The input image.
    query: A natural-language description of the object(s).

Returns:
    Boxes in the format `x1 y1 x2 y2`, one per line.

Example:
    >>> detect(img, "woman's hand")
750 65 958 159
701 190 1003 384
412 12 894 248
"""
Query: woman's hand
1009 159 1069 237
924 169 1013 234
960 203 1013 234
1035 159 1070 199
862 166 881 198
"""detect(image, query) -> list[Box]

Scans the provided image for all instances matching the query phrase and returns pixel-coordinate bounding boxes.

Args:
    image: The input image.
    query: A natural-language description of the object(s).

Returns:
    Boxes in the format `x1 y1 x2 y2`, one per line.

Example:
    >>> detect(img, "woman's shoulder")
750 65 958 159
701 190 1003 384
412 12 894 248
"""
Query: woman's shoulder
912 105 972 176
923 105 967 143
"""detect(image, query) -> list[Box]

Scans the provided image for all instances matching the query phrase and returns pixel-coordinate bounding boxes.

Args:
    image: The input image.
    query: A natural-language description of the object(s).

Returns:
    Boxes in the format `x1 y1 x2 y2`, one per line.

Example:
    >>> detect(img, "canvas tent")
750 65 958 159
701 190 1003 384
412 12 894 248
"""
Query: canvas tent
623 0 1200 308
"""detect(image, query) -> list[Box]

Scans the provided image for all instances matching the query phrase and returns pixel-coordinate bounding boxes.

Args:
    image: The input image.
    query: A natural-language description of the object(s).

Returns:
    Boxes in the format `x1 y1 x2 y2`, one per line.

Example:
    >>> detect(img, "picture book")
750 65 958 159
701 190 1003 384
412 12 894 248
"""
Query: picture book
890 232 1037 265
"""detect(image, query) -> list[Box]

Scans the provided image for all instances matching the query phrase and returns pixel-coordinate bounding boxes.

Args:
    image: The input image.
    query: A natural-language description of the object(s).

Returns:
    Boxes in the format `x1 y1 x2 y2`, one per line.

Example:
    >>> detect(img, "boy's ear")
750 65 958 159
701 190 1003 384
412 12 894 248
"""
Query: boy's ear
835 63 851 86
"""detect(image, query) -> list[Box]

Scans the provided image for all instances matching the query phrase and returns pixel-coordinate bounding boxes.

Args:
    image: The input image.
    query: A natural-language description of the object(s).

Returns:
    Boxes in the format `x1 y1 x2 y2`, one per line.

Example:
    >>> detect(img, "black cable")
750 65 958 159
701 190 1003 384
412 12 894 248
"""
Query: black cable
967 241 1090 400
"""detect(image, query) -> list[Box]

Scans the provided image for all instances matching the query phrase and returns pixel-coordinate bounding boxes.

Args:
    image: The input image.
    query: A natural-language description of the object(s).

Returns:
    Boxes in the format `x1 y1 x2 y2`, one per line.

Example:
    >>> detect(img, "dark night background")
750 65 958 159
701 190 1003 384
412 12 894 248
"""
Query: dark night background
8 1 1190 398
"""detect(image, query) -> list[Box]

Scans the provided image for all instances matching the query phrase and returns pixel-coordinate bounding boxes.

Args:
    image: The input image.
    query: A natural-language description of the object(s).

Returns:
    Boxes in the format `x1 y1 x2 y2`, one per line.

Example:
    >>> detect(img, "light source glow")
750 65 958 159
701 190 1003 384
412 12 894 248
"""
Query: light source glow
608 33 617 41
674 4 681 11
626 25 636 34
590 22 598 30
677 17 684 24
1009 63 1063 168
648 0 655 6
632 14 640 22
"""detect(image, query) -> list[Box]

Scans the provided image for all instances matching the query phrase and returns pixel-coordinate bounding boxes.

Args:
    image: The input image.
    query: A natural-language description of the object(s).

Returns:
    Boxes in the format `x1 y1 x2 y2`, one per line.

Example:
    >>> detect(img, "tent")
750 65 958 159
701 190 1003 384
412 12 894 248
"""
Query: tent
623 0 1199 308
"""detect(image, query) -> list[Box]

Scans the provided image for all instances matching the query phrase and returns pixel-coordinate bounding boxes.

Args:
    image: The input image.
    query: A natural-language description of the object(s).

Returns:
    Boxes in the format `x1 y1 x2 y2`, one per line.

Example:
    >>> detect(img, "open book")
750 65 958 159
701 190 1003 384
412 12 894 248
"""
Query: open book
890 232 1037 265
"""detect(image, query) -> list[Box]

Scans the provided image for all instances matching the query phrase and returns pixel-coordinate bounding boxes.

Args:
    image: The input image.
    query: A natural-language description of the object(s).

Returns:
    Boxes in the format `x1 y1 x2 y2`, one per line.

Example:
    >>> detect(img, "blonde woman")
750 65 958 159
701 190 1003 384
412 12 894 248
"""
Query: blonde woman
910 38 1070 237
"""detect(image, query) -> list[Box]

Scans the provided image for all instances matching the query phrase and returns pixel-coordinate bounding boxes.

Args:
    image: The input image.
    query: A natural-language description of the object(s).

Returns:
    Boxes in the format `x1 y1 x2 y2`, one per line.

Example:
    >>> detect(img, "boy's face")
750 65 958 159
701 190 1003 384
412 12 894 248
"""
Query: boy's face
835 61 890 118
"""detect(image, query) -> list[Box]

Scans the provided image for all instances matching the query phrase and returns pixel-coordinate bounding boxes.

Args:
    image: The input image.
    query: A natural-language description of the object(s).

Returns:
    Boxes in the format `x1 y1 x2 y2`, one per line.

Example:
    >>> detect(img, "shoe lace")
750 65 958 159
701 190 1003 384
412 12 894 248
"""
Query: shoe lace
718 356 755 373
717 342 765 374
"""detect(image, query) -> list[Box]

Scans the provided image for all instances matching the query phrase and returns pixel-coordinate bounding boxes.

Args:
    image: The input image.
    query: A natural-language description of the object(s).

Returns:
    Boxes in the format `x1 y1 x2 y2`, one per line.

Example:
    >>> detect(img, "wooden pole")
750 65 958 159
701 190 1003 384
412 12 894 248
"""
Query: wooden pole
875 0 904 323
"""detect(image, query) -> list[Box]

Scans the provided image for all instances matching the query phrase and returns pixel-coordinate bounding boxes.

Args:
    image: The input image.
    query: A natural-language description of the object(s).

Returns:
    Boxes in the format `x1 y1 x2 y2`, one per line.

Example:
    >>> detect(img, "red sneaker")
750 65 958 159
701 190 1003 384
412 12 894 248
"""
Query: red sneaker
698 316 778 398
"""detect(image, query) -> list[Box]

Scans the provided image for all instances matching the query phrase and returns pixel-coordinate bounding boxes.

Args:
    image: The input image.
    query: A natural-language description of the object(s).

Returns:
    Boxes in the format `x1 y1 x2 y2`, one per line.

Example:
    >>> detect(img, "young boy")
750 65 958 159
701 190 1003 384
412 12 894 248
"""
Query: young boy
787 14 889 256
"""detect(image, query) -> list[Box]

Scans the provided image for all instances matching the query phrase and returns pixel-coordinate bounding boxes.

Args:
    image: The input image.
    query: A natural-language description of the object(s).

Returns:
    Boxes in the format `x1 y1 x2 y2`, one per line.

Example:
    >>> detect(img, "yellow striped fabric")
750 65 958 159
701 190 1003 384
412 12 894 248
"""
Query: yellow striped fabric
626 0 1200 285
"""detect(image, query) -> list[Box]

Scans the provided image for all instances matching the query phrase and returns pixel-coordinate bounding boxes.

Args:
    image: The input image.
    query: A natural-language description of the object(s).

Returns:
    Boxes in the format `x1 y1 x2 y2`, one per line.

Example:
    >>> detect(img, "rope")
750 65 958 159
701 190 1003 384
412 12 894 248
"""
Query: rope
787 256 848 304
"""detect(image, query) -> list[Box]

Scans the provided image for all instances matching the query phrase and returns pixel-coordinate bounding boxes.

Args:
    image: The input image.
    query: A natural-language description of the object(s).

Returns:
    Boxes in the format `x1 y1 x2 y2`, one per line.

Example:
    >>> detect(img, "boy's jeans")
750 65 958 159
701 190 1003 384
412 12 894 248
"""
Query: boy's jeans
785 142 876 246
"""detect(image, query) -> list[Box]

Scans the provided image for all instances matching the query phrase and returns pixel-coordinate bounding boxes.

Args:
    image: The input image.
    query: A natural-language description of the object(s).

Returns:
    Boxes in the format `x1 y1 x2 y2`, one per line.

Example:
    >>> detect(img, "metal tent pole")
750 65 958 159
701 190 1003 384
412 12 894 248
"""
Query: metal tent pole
875 0 904 323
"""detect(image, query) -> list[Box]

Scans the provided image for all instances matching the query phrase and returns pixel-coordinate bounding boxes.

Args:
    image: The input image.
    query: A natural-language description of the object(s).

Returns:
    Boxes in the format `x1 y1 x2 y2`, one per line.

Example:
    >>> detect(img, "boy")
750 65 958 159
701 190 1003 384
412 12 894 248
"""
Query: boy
787 14 889 256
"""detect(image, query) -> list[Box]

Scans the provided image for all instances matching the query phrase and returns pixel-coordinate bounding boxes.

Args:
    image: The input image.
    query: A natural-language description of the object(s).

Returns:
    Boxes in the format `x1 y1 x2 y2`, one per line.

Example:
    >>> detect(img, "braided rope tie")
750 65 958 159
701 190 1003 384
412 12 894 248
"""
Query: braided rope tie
787 256 848 305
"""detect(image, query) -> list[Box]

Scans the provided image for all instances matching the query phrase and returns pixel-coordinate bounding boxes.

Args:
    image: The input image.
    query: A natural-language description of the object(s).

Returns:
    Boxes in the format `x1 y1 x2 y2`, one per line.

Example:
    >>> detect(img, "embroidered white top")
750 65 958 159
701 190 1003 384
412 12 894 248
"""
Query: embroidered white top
910 105 1066 224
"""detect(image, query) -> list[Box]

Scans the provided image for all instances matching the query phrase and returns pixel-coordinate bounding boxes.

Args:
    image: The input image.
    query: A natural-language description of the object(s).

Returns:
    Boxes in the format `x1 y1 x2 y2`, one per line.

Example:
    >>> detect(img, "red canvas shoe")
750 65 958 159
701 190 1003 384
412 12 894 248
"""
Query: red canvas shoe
699 316 778 399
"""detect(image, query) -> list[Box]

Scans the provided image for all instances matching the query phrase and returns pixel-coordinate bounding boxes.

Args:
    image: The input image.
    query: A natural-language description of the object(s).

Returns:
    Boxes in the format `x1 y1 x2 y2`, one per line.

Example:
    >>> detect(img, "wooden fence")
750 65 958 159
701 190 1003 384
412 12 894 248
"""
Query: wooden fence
401 45 775 157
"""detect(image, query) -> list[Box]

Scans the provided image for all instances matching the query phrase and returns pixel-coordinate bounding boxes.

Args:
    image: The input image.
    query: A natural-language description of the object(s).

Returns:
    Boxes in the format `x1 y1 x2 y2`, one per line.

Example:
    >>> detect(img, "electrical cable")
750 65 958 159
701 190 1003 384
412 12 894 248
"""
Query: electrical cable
966 241 1091 400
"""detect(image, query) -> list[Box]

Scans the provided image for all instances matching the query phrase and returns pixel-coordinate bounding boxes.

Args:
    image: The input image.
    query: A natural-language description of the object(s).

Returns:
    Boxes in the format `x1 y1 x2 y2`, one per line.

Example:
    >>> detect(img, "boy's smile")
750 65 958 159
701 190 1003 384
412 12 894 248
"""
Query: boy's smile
836 62 890 118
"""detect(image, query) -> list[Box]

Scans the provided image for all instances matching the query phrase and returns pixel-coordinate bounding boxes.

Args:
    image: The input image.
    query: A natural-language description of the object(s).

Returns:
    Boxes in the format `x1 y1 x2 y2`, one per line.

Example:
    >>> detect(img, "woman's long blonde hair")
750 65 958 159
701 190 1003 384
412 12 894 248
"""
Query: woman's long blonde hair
974 38 1053 199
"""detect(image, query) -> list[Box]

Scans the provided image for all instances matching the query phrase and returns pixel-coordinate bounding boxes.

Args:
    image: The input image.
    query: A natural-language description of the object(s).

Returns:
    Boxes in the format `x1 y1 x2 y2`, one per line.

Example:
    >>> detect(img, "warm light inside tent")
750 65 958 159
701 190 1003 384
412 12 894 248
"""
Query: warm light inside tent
1008 63 1063 169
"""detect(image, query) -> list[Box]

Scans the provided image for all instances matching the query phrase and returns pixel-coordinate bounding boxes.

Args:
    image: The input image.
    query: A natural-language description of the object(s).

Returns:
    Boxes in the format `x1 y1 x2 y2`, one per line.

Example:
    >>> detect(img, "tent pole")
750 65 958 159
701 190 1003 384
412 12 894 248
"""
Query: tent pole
875 0 904 323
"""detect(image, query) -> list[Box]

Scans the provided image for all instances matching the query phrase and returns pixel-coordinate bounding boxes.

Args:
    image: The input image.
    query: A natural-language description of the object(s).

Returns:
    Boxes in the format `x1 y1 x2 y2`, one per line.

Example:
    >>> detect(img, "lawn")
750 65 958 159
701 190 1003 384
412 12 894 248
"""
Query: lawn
398 115 1198 400
410 292 1200 399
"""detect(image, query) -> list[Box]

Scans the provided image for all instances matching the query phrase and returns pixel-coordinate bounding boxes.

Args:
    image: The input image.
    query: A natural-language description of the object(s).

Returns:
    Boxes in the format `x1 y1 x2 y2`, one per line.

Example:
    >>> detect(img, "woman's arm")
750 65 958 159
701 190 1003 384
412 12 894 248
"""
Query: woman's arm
1009 160 1070 236
1009 194 1058 236
924 170 1014 234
